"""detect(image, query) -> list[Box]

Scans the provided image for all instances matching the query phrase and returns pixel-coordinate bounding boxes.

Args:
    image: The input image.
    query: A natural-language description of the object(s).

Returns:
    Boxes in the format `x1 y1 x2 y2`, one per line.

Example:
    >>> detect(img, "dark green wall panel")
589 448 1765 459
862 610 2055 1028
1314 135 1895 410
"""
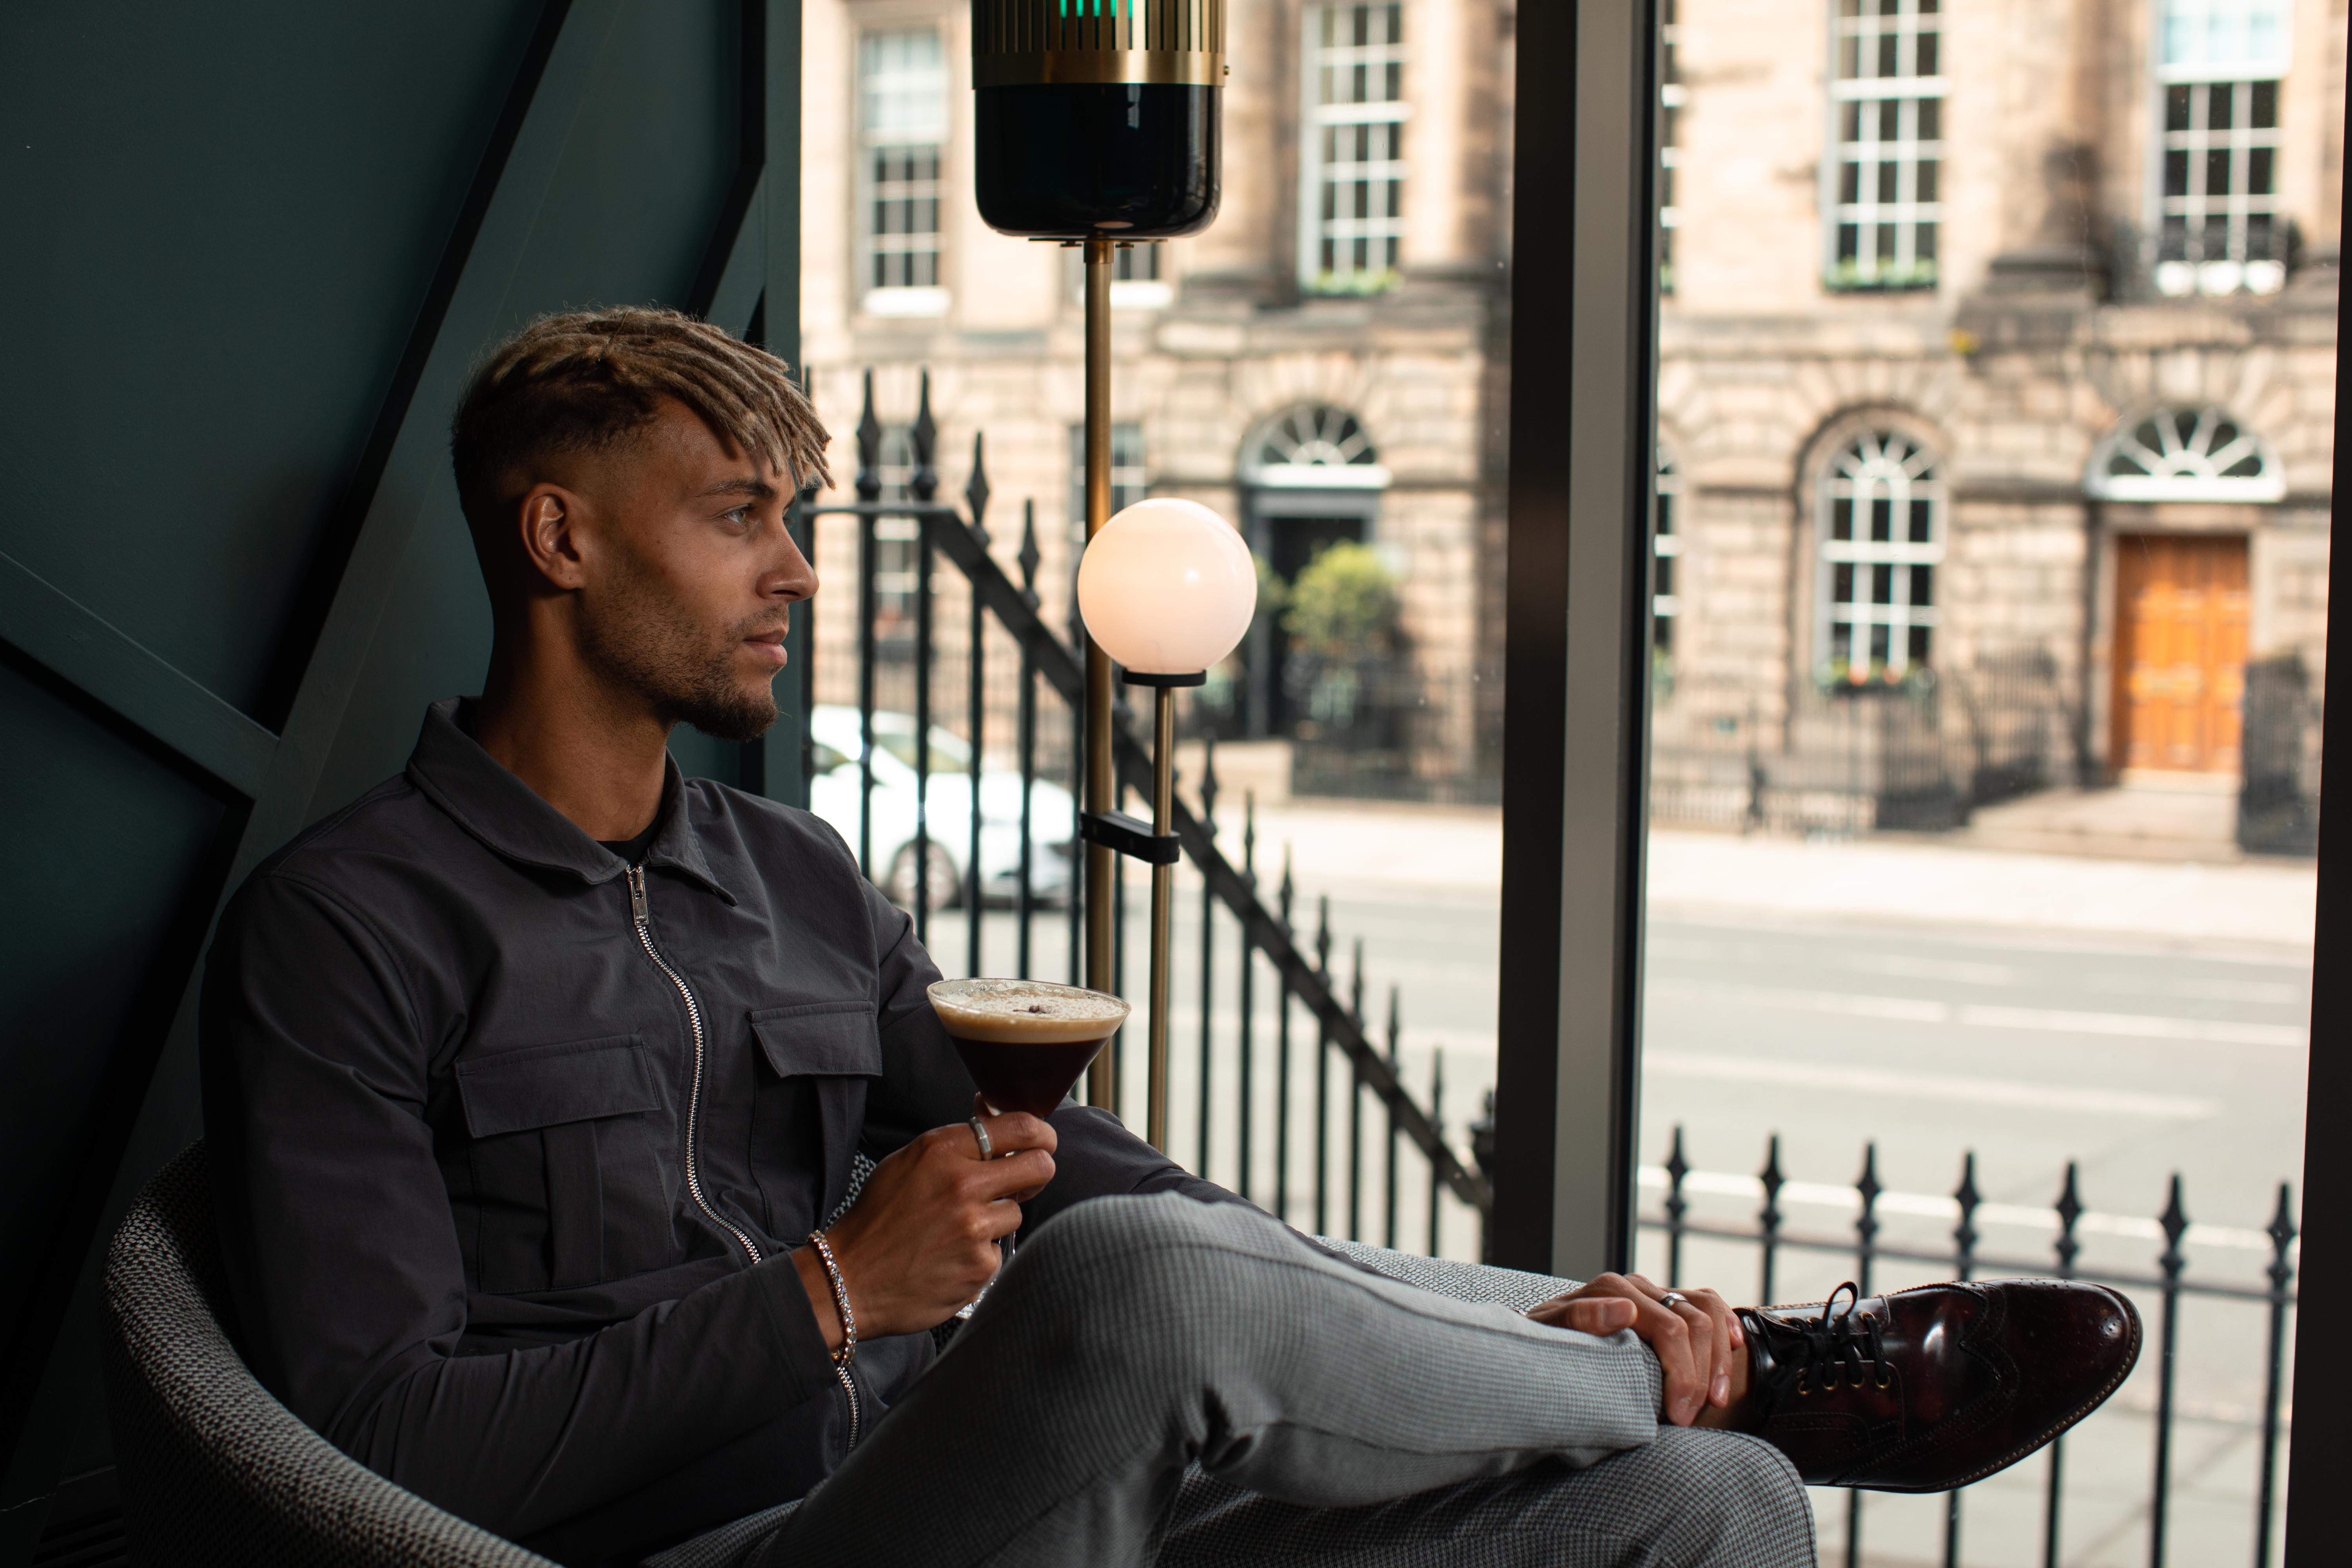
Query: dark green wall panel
0 1 544 720
1 2 788 1550
307 0 748 817
0 662 228 1323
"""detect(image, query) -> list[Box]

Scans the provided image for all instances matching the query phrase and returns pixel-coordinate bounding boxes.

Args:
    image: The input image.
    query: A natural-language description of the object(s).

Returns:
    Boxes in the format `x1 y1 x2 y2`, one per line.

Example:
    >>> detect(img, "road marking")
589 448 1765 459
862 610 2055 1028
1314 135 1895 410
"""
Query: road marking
1645 1050 2220 1120
1636 1166 2279 1252
1655 982 2307 1047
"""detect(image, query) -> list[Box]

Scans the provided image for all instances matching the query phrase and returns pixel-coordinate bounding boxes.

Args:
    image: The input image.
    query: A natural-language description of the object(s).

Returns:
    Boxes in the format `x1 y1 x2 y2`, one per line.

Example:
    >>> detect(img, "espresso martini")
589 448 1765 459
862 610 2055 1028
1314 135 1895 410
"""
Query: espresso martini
927 979 1129 1118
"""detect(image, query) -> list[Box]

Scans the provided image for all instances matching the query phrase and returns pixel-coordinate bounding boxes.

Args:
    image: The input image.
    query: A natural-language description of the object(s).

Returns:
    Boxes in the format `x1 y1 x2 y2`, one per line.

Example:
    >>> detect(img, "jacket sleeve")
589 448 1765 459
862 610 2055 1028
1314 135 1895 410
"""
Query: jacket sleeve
201 871 841 1541
853 878 1240 1224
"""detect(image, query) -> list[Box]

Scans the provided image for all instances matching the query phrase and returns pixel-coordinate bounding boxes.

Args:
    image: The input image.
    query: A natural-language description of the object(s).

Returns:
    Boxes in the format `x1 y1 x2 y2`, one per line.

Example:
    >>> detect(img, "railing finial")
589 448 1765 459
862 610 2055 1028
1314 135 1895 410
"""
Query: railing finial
1952 1151 1981 1278
2053 1161 2083 1279
855 370 882 503
1018 498 1041 605
911 369 938 502
965 432 991 541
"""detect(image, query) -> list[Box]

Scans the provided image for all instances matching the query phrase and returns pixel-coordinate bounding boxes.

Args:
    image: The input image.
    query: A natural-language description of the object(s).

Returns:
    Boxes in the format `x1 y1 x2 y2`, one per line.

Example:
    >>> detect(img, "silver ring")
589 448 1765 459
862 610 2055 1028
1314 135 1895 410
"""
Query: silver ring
1659 1291 1690 1311
968 1117 993 1159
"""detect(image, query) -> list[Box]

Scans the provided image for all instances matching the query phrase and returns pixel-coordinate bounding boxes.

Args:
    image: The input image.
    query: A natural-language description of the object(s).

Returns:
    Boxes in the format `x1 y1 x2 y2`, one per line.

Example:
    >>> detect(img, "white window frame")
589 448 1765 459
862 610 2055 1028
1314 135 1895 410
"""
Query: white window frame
1659 0 1684 292
858 29 949 317
1815 430 1944 681
1653 450 1682 650
1821 0 1946 292
2149 0 2291 297
1298 3 1410 296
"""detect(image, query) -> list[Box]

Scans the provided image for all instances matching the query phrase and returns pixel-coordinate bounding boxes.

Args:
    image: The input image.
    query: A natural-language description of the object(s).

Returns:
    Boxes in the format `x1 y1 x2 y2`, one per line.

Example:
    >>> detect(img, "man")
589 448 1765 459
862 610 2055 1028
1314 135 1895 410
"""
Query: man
203 308 2136 1568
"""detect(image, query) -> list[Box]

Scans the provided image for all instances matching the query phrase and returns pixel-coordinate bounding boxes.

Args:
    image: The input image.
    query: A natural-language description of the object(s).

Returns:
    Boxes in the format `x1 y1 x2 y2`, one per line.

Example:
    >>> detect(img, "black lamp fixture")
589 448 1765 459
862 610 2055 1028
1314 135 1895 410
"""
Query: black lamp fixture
972 0 1224 239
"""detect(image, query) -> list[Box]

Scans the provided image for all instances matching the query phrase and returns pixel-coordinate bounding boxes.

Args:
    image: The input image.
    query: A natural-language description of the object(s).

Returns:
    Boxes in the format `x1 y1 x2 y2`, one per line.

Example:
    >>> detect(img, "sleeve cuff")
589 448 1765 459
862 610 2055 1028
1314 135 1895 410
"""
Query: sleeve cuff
747 1249 838 1408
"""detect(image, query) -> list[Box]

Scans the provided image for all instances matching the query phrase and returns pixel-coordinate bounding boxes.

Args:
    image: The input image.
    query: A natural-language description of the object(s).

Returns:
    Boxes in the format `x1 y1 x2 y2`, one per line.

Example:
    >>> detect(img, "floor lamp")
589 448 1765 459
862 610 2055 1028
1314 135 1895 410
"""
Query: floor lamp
969 0 1226 1125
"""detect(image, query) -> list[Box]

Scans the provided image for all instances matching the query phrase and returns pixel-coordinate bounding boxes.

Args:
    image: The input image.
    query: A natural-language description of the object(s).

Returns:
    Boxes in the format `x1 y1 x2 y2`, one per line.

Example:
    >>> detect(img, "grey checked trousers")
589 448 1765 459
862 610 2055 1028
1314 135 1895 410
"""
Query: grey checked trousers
737 1195 1816 1568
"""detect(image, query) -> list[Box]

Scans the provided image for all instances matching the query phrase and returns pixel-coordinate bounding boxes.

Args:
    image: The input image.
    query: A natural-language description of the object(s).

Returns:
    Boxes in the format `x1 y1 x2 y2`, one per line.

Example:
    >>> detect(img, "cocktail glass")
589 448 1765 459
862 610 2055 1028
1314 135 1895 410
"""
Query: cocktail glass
926 978 1129 1312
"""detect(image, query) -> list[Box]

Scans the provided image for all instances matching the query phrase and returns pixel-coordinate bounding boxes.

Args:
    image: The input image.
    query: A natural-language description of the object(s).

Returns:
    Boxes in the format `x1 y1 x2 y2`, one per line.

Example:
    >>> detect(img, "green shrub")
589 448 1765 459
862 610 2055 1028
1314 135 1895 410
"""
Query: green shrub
1283 541 1401 660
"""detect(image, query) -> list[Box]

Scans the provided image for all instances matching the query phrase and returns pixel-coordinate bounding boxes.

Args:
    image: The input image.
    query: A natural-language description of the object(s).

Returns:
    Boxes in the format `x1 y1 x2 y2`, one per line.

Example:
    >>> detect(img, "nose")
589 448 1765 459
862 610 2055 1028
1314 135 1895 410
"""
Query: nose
766 525 818 604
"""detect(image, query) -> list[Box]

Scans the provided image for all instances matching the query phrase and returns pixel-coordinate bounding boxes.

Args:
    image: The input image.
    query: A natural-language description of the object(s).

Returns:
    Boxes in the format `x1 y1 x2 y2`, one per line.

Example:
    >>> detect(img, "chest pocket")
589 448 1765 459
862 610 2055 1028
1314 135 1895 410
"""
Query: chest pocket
456 1034 672 1293
748 1001 882 1239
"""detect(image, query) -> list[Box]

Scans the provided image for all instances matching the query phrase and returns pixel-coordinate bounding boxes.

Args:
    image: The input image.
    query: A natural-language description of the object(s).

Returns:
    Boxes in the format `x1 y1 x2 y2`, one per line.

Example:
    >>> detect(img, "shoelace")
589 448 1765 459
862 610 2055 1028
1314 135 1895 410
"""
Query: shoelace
1760 1281 1890 1399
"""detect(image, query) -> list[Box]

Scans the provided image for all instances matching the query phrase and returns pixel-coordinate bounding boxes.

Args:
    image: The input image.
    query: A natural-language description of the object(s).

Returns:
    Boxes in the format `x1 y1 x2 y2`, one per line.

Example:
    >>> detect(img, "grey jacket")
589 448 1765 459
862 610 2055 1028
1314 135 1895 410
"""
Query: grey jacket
200 698 1223 1565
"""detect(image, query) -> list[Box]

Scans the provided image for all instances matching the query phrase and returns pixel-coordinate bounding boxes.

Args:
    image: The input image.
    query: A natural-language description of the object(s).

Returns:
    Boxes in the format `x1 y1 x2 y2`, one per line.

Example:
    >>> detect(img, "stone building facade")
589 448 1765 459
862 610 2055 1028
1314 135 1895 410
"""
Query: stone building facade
798 0 1513 787
799 0 2339 803
1659 0 2339 808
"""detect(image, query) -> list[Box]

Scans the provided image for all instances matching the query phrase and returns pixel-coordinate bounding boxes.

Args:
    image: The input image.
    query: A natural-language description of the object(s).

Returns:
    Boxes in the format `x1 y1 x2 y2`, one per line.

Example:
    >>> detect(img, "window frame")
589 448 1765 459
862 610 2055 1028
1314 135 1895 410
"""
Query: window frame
1812 428 1946 682
1297 2 1411 297
1492 0 1660 1279
2146 0 2291 297
1819 0 1947 293
856 27 950 318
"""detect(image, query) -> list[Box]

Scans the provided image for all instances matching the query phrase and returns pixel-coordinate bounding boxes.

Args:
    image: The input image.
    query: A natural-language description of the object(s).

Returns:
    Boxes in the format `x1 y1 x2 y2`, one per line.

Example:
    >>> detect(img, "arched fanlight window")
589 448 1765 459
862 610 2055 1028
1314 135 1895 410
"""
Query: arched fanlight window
2085 407 2285 501
1244 406 1390 489
1817 429 1944 680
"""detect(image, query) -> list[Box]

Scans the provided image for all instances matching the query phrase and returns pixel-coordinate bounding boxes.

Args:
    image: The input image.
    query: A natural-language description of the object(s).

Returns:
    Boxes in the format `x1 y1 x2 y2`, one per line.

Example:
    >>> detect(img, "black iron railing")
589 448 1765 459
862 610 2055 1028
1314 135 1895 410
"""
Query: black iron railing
1644 1125 2298 1568
1650 651 2071 837
800 371 1490 1251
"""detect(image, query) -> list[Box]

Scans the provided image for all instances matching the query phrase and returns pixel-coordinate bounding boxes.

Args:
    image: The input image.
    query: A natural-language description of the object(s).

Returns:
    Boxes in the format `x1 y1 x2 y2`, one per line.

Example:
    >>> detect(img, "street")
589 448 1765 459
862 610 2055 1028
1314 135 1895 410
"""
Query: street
928 800 2314 1566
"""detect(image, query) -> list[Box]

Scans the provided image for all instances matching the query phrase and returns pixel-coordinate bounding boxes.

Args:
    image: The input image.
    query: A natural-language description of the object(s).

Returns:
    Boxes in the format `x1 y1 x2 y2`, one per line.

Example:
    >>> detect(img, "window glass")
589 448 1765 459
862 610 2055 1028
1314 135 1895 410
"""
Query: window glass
803 0 1506 1278
1301 3 1408 295
1652 2 2321 1558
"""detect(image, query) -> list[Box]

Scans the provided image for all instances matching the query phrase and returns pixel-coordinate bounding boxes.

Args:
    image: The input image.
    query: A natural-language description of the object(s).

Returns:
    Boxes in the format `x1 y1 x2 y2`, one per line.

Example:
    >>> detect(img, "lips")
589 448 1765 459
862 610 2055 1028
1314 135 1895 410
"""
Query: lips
744 630 789 667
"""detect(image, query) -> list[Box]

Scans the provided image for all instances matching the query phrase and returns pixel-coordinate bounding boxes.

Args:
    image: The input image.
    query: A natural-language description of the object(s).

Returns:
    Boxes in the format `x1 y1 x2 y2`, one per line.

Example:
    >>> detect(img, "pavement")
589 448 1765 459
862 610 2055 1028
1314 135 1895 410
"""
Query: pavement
1211 795 2316 950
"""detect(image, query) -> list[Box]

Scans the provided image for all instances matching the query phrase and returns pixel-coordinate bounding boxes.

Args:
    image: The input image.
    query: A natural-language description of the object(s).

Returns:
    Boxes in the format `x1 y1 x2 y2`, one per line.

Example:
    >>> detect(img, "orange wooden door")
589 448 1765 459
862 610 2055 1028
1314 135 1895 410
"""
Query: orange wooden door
2111 534 2249 774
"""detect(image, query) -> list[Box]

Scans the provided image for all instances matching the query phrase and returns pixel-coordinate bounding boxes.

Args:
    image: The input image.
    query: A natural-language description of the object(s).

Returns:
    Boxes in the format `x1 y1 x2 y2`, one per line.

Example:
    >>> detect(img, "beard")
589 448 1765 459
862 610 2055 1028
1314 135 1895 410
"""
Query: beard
578 557 781 744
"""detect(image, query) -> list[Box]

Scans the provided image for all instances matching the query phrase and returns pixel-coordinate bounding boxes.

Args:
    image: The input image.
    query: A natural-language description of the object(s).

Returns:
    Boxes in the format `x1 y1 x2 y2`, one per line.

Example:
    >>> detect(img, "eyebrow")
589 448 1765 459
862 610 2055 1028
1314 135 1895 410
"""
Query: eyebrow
699 475 779 501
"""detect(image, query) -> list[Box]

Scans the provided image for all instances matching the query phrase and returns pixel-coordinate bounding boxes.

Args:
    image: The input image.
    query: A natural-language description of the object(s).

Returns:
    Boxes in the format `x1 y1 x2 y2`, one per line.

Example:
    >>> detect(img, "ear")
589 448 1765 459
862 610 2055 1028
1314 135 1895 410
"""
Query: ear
515 483 592 591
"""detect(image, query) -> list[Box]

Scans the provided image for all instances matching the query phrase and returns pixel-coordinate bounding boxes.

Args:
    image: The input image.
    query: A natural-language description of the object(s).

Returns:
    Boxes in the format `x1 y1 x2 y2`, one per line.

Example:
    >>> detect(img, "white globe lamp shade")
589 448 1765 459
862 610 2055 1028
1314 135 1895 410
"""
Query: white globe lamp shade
1076 499 1258 675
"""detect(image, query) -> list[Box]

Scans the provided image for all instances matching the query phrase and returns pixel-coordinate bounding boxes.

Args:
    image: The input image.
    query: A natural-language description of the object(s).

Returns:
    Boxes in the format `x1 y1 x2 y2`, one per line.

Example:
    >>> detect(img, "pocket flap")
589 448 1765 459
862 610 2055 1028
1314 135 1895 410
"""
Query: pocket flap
457 1035 660 1139
750 1001 882 1079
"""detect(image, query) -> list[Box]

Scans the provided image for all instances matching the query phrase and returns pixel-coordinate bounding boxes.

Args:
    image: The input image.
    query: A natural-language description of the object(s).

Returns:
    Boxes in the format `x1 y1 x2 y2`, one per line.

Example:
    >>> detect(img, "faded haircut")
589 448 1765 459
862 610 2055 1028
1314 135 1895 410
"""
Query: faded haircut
449 306 831 549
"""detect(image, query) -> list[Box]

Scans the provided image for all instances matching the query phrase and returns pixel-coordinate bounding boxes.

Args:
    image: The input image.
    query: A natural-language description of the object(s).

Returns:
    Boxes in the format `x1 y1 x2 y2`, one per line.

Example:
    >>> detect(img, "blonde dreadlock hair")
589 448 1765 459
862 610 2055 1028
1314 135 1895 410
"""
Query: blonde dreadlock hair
450 306 831 548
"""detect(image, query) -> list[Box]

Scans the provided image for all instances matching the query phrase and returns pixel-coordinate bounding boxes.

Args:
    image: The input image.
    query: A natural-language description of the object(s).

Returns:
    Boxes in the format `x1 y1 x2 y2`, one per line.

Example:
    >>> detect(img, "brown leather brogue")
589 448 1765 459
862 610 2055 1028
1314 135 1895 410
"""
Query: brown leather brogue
1737 1278 2140 1491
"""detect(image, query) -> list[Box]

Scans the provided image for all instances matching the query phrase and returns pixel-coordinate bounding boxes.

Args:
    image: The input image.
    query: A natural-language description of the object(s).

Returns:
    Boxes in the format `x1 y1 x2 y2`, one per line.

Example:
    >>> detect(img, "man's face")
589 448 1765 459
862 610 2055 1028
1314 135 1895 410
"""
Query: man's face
559 398 817 742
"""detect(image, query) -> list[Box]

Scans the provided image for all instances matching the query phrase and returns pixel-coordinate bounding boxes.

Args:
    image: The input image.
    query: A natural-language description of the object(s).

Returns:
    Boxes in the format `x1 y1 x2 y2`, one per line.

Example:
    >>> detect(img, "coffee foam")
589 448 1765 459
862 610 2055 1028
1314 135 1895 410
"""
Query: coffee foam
926 978 1131 1043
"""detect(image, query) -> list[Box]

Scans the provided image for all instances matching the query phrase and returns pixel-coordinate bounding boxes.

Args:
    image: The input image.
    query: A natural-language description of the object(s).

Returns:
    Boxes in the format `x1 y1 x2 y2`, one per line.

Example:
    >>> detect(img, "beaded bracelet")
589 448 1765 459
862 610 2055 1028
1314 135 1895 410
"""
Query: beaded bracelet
807 1230 861 1449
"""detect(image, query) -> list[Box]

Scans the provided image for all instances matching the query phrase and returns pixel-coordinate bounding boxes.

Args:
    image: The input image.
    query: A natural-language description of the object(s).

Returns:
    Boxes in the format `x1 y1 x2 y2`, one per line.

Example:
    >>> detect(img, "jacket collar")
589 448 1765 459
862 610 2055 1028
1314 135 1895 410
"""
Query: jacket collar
406 698 735 903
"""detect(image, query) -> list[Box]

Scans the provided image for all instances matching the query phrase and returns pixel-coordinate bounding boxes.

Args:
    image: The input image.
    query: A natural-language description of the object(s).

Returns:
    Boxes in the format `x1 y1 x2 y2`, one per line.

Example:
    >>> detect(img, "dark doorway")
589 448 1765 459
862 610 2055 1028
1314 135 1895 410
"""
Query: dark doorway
1249 512 1366 735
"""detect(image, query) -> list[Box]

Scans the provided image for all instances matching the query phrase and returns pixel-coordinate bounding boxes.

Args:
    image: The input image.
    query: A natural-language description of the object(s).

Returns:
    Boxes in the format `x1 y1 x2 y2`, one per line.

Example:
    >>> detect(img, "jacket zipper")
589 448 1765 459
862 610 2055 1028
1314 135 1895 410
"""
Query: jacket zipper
628 866 763 1268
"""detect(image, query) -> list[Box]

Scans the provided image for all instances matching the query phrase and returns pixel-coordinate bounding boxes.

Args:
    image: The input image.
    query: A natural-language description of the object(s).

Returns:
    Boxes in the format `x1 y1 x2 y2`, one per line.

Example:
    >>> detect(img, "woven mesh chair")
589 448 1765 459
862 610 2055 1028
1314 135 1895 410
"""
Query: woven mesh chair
101 1143 553 1568
103 1142 1579 1568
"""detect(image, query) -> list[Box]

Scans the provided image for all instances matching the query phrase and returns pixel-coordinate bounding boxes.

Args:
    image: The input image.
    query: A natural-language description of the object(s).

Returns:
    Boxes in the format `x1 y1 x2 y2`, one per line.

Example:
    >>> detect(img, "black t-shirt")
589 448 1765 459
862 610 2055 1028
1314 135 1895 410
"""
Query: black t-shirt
597 818 661 866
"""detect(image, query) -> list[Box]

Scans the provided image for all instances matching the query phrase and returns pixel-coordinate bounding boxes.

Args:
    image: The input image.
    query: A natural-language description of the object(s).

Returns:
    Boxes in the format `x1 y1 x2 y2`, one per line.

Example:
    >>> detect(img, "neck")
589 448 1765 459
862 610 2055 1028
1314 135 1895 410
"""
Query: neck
474 624 671 842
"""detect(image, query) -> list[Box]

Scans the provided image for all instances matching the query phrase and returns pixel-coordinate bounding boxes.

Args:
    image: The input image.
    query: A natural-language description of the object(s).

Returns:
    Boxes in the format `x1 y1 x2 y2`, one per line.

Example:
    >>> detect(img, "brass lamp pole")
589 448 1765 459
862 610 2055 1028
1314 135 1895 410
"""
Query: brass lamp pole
1081 236 1118 1111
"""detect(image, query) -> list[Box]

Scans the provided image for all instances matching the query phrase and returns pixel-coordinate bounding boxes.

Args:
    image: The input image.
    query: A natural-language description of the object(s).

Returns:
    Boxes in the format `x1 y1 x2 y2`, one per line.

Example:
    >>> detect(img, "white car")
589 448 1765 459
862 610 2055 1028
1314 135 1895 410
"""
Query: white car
807 705 1076 911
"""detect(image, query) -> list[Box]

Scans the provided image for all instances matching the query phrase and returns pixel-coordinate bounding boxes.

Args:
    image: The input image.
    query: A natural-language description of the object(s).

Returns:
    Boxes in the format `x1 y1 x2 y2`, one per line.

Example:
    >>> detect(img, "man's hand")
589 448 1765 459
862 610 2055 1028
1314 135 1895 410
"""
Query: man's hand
1525 1272 1747 1428
794 1100 1057 1346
